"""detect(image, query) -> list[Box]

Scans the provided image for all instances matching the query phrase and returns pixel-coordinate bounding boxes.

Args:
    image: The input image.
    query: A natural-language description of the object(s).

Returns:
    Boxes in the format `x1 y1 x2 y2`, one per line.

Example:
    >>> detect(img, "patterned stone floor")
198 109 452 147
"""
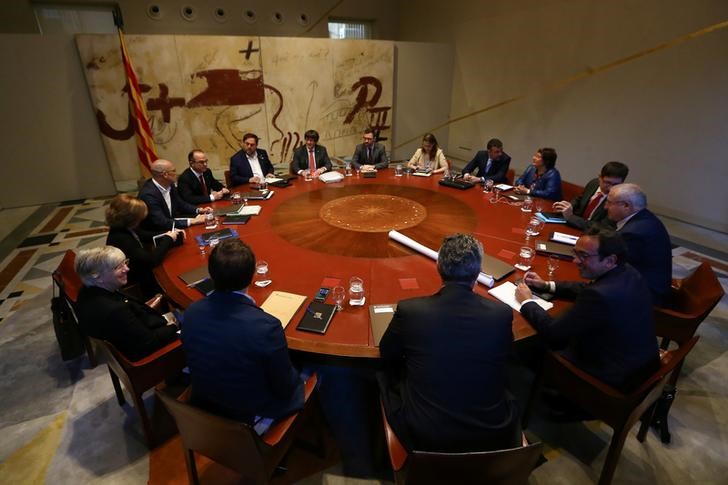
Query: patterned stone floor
0 198 727 484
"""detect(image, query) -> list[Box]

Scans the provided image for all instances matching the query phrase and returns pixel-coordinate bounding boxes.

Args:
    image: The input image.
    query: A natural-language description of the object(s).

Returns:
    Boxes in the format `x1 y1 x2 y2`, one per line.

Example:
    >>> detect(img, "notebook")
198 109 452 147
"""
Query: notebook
213 204 243 216
535 240 575 260
261 291 307 329
439 178 475 190
488 281 553 313
536 212 566 224
550 231 579 246
222 214 251 225
196 228 237 245
370 304 397 346
296 302 337 334
481 254 515 281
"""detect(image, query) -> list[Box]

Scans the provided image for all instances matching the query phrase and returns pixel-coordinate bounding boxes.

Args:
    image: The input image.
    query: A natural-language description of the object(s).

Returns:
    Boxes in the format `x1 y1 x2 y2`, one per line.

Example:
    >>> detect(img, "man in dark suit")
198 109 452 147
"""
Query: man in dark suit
138 159 209 232
292 129 332 176
351 128 387 171
379 233 521 452
229 133 276 186
182 238 305 424
461 138 511 184
606 183 672 305
515 231 659 391
177 149 229 205
552 161 629 231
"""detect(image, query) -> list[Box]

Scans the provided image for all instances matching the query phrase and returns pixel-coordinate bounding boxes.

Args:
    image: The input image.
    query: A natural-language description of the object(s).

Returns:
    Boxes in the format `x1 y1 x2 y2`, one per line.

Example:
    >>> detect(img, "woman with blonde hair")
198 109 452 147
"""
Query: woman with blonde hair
105 194 181 298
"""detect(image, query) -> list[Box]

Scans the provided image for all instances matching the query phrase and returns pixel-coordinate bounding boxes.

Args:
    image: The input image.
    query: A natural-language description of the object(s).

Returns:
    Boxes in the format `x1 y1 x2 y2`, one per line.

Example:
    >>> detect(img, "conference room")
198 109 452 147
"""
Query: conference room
1 1 727 484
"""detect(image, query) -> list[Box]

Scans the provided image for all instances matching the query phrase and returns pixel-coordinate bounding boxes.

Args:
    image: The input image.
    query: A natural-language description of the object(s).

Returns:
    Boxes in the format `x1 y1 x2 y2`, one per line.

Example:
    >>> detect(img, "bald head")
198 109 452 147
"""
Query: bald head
150 159 177 187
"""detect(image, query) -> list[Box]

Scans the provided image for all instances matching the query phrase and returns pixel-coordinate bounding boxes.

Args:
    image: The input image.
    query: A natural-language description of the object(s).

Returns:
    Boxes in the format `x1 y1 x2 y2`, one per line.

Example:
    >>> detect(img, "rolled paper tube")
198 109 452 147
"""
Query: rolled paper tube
388 230 495 288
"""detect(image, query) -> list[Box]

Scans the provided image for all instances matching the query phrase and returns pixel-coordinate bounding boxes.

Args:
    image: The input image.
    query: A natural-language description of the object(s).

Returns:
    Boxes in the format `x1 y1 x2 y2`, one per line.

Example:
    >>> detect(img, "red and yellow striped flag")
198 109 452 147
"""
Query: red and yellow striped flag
118 28 157 178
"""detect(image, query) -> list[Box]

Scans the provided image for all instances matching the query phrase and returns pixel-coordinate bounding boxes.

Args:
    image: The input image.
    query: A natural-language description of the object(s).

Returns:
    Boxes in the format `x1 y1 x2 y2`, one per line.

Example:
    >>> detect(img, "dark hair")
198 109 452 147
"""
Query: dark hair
586 228 628 265
242 133 259 144
208 239 255 291
600 161 629 181
304 129 319 142
486 138 503 150
437 233 483 285
422 133 438 159
538 147 558 170
187 149 204 163
363 127 374 136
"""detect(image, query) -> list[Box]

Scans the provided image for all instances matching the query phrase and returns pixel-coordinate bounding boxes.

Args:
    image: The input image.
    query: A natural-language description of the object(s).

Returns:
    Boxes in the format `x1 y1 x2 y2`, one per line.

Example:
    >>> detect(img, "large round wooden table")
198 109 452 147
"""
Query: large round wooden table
154 172 582 358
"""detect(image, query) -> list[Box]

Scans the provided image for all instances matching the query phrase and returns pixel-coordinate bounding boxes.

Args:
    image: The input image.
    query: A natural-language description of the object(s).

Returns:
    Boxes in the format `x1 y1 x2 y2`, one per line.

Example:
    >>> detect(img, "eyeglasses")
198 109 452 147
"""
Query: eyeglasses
573 251 600 260
115 258 130 270
194 159 209 164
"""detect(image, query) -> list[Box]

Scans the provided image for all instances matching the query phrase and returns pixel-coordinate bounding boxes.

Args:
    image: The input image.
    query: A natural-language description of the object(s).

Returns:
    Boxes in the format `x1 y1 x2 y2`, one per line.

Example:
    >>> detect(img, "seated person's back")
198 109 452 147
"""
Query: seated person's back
182 238 304 423
379 234 520 452
74 246 178 361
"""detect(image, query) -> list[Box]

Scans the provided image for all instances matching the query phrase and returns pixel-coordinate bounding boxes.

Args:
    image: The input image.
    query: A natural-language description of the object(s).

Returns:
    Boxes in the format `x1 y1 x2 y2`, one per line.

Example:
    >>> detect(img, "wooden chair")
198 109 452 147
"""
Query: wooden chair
561 180 584 203
224 169 232 188
534 336 699 485
381 402 543 485
156 373 318 485
650 262 724 442
91 331 186 448
51 249 96 365
506 168 515 185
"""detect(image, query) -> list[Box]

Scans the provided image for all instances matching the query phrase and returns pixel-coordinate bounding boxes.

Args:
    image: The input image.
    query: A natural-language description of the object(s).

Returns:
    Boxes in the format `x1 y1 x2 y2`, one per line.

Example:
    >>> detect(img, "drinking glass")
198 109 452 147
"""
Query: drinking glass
303 169 312 181
208 237 220 250
231 192 242 205
348 276 365 306
483 179 494 193
521 197 534 212
205 212 217 229
395 164 403 177
547 255 560 278
255 260 271 287
518 246 535 270
525 217 544 238
332 286 346 311
198 242 206 256
258 178 268 191
345 162 353 177
490 187 502 204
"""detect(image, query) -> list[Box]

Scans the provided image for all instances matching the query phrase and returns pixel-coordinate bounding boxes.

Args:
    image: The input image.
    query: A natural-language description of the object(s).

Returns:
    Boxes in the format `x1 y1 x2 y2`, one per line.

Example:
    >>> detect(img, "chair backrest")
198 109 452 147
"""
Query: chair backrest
506 169 515 185
560 180 584 203
672 262 724 318
405 442 543 485
156 389 267 482
224 169 232 188
52 250 82 303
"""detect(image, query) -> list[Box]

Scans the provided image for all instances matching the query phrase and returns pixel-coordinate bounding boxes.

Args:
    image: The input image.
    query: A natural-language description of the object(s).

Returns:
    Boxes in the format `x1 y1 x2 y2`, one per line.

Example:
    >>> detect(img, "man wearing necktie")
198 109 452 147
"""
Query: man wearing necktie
552 161 629 232
351 128 388 172
462 138 511 184
292 129 333 177
177 149 229 205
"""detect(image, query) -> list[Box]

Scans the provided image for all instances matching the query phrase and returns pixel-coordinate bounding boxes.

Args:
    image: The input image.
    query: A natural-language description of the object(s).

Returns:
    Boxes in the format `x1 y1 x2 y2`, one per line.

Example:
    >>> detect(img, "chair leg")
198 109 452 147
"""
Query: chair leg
184 448 199 485
598 425 630 485
131 391 155 448
650 384 676 444
84 336 98 368
637 403 656 442
108 367 126 406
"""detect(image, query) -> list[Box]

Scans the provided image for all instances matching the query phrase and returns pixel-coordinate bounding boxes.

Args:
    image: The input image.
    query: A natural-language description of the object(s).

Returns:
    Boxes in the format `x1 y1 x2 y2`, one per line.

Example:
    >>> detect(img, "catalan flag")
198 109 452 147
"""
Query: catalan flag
117 28 156 178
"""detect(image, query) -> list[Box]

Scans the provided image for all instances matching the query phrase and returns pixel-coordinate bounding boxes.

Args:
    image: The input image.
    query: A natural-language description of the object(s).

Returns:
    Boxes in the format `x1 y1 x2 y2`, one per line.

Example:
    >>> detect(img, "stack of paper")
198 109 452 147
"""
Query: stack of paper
240 205 262 216
488 281 554 312
261 291 307 328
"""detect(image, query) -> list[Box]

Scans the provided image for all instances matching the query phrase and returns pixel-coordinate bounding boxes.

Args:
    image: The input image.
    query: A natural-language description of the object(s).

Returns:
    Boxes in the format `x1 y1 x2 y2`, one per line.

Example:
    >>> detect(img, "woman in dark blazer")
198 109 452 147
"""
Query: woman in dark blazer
514 147 563 201
105 194 181 298
74 246 178 361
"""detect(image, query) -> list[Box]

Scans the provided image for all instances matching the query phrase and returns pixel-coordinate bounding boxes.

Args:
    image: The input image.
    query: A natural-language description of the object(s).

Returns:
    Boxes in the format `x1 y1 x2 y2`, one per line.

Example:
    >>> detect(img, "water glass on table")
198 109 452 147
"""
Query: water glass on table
348 276 365 306
483 178 494 193
255 260 271 287
547 254 560 278
332 286 346 311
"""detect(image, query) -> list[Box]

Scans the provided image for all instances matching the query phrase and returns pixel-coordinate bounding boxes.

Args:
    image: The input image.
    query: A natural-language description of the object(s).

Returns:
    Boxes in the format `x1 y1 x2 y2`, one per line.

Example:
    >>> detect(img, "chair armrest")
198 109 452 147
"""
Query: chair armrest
126 339 183 367
145 293 165 311
262 372 318 446
380 401 408 471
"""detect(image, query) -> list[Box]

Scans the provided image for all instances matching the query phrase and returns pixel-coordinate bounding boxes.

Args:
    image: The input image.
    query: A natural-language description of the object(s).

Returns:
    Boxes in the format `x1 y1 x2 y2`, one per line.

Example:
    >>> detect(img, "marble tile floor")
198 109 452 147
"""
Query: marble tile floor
0 200 727 484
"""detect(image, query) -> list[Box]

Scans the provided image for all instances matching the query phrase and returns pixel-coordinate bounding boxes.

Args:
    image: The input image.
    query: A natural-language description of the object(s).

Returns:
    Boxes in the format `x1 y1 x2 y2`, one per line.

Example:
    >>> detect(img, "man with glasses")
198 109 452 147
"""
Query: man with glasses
178 149 229 205
605 183 672 305
515 231 659 392
138 159 209 232
552 161 629 231
351 128 388 172
230 133 275 186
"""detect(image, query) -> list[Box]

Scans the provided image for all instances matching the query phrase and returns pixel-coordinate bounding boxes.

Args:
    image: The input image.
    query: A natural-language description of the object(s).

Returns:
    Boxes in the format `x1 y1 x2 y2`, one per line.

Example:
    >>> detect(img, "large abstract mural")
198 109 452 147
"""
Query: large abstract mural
76 34 394 187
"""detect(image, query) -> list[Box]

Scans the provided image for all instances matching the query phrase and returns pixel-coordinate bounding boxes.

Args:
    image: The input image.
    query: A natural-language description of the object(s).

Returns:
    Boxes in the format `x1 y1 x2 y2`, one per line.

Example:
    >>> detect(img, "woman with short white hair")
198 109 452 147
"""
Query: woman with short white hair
74 246 178 360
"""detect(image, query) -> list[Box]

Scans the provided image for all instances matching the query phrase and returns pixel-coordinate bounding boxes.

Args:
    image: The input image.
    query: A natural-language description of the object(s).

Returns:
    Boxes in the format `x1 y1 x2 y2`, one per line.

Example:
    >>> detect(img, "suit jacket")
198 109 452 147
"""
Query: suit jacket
351 142 388 169
618 209 672 305
106 227 175 299
177 167 224 205
461 151 511 184
182 291 304 423
138 178 198 231
230 148 275 186
516 166 563 201
76 285 178 361
292 144 333 173
407 148 448 172
565 178 615 231
379 283 521 452
521 264 659 391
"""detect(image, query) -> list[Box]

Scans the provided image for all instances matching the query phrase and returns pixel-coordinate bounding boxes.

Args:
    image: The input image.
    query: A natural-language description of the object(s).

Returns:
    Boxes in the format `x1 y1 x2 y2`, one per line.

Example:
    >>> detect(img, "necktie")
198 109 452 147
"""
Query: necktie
199 174 208 197
583 192 605 220
367 147 372 164
485 158 492 175
308 149 316 173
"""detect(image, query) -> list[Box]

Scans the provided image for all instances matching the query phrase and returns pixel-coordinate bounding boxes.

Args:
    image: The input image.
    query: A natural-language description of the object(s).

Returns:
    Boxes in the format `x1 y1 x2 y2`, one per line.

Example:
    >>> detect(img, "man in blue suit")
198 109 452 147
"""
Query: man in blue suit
606 183 672 305
138 159 208 232
182 238 305 424
516 231 660 391
229 133 275 186
461 138 511 184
